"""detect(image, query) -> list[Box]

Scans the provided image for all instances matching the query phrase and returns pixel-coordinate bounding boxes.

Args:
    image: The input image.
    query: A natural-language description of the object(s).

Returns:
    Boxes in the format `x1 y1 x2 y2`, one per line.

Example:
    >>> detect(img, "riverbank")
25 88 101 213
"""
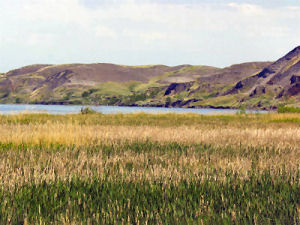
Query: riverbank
0 104 270 115
24 100 276 110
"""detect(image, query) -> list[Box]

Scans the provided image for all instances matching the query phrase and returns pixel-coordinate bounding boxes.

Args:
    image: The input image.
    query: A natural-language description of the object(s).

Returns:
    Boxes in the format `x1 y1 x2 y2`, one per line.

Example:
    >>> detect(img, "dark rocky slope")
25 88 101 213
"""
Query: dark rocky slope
1 46 300 109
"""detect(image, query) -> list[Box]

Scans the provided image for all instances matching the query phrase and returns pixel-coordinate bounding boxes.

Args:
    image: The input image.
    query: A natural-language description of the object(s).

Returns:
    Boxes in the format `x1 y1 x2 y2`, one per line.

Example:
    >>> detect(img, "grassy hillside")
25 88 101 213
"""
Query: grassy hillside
2 46 300 109
0 62 268 108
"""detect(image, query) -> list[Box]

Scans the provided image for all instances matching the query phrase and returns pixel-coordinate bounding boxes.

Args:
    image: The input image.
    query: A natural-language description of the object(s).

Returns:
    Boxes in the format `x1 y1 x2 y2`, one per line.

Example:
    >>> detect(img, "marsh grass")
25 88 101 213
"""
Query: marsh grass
278 106 300 114
0 113 299 224
1 171 299 225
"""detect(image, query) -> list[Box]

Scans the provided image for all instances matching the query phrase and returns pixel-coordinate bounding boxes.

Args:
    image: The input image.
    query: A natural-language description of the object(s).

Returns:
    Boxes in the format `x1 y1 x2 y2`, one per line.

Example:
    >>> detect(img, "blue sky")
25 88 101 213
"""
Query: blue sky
0 0 300 72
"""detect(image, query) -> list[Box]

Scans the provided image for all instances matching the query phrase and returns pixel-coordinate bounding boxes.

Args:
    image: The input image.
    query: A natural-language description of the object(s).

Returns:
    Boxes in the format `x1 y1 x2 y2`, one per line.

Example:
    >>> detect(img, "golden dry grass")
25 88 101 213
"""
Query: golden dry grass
0 113 299 224
0 113 299 187
0 121 299 149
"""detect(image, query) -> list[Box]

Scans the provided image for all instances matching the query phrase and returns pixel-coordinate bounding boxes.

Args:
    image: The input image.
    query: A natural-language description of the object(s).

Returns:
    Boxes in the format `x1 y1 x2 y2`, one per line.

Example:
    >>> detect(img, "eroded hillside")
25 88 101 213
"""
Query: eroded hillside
1 46 300 109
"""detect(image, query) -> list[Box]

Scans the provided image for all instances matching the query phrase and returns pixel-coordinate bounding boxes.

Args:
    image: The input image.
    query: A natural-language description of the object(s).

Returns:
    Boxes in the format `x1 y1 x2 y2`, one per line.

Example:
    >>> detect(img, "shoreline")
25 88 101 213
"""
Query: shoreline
0 102 273 113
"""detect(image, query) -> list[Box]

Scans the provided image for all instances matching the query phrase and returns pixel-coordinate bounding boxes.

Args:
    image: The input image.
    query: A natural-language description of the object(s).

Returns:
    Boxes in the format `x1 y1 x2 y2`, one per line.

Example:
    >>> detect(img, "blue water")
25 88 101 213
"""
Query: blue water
0 104 268 115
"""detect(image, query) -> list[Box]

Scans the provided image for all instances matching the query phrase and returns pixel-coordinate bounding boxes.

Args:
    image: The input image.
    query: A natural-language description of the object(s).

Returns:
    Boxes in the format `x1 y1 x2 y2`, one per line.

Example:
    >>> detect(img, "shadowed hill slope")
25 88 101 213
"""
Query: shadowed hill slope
220 46 300 108
1 46 300 109
0 63 220 104
230 46 300 96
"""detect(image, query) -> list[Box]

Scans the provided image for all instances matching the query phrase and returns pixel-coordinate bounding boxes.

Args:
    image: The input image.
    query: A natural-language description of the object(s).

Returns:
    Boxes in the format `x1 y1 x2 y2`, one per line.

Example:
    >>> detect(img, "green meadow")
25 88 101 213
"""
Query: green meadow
0 113 299 224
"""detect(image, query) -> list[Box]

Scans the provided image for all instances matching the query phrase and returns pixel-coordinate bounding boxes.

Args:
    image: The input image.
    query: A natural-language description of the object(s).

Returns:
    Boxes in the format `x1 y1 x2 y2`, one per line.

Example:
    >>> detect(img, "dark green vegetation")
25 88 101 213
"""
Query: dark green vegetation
1 171 299 224
278 105 300 113
2 46 300 109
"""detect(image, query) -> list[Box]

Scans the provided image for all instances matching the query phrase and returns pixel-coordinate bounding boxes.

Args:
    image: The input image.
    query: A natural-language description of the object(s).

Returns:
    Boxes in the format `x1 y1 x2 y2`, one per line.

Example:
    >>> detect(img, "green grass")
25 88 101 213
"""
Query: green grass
93 82 132 96
0 113 299 224
0 113 261 126
0 139 298 224
278 106 300 113
1 171 299 224
194 94 243 108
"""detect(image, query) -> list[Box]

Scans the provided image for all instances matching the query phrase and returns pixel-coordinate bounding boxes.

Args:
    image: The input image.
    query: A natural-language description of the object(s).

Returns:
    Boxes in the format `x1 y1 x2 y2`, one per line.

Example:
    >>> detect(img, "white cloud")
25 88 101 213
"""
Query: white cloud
228 2 264 15
27 33 58 46
285 6 300 11
124 30 167 42
95 26 117 39
0 0 300 71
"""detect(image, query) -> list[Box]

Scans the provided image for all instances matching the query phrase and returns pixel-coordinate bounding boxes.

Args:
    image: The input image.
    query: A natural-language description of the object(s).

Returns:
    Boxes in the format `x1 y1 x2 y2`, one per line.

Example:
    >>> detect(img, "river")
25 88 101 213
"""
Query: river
0 104 269 115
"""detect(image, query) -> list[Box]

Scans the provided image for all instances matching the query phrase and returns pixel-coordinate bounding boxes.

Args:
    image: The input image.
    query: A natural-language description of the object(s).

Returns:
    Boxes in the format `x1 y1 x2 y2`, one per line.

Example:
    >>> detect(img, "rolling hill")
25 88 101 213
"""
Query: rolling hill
224 46 300 108
1 46 300 109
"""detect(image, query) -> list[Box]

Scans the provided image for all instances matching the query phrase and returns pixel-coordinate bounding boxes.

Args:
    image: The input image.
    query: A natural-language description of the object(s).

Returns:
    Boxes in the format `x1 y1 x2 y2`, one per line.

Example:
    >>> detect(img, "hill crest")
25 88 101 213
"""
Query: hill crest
1 46 300 109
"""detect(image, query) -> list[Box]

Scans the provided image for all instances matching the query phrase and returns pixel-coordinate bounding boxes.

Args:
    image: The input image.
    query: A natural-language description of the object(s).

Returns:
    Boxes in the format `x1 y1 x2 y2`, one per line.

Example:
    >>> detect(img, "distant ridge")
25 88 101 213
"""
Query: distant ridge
1 46 300 109
229 46 300 98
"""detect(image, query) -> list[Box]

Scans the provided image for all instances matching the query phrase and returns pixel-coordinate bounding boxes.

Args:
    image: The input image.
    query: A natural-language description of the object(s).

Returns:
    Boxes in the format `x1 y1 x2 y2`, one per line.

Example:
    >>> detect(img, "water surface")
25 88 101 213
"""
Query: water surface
0 104 268 115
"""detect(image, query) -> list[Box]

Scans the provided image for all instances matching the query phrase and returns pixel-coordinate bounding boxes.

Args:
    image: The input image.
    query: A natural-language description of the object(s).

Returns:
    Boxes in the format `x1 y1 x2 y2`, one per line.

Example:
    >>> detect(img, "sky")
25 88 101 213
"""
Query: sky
0 0 300 72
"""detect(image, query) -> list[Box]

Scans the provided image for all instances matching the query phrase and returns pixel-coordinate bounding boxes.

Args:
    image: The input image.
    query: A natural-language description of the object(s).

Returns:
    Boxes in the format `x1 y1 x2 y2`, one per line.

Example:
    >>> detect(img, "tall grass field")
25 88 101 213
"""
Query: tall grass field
0 112 299 224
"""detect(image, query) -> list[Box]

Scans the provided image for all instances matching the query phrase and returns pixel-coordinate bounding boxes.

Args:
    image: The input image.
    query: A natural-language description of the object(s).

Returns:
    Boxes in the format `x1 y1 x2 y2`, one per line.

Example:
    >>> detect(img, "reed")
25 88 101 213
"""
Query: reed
0 112 299 224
